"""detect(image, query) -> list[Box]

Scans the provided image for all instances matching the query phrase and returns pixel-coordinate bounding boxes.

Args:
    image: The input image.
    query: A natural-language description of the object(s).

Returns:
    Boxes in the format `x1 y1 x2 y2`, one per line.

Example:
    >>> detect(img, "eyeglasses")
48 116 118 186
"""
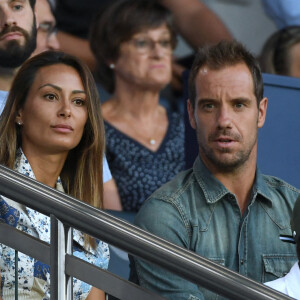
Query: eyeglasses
129 37 173 54
38 22 57 38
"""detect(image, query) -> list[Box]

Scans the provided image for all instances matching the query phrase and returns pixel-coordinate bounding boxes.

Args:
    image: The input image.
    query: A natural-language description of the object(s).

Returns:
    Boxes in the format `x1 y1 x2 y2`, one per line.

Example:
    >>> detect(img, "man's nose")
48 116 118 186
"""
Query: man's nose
0 8 17 29
216 106 232 129
48 32 60 50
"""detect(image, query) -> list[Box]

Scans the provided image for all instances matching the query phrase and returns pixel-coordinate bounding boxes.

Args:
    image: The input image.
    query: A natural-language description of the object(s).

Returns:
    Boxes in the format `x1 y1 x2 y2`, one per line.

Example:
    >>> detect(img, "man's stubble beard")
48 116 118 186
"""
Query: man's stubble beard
198 128 258 173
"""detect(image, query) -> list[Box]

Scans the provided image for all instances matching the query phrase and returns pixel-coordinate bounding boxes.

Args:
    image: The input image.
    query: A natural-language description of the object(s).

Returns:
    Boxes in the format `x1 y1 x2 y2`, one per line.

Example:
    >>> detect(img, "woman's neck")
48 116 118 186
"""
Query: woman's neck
111 82 161 120
102 83 168 151
21 147 68 188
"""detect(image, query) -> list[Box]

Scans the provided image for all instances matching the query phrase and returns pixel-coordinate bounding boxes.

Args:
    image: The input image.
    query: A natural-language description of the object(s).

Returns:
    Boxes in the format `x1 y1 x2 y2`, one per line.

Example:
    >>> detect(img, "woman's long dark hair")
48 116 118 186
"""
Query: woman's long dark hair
0 51 105 248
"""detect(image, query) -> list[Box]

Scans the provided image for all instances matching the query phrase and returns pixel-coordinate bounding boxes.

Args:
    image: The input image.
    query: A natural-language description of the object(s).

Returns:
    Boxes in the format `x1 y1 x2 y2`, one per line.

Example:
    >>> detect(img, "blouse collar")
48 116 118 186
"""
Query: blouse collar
14 148 64 192
14 149 93 253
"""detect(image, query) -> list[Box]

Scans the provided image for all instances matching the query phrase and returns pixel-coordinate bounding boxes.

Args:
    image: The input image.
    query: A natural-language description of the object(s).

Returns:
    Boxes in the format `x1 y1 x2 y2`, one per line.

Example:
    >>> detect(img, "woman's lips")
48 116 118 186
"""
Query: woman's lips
150 64 166 69
51 124 74 133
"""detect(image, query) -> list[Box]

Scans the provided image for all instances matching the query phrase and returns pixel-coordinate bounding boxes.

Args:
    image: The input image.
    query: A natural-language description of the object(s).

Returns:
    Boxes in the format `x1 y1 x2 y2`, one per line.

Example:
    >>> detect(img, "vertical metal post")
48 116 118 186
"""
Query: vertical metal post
65 227 73 300
14 250 18 300
50 214 73 299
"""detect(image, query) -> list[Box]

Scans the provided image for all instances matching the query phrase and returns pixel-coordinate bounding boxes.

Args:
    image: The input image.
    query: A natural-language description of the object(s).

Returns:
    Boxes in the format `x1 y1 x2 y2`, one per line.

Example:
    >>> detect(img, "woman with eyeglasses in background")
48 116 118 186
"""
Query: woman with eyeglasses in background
90 0 185 212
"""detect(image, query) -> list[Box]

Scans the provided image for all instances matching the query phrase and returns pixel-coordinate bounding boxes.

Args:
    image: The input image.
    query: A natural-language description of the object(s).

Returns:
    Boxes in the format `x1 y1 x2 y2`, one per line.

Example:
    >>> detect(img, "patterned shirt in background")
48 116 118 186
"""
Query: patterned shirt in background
105 111 185 212
0 149 110 299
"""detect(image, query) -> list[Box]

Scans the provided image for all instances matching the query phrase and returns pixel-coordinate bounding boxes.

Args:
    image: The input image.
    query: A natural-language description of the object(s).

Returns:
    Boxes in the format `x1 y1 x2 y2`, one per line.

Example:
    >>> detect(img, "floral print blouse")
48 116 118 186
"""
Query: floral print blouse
0 149 110 299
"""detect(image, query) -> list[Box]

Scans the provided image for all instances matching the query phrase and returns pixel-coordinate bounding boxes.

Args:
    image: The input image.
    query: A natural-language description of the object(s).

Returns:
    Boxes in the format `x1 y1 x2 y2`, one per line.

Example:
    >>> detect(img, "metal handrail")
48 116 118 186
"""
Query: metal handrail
0 165 292 299
0 216 164 300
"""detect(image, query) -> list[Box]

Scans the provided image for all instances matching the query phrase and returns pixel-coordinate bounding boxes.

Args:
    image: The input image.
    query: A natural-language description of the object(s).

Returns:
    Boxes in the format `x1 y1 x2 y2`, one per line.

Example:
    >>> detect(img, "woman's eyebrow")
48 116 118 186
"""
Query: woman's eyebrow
72 90 86 95
38 84 86 95
38 83 62 91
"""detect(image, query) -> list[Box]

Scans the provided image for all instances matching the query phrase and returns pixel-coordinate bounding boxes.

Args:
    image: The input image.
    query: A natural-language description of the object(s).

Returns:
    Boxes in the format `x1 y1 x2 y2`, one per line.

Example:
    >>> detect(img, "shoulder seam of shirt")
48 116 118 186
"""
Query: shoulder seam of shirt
150 174 198 240
262 174 300 193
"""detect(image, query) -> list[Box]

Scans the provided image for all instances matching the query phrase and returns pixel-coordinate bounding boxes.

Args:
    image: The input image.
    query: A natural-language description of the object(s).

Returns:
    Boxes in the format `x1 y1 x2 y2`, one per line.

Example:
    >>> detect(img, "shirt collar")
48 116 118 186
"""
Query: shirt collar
193 156 273 205
251 168 273 204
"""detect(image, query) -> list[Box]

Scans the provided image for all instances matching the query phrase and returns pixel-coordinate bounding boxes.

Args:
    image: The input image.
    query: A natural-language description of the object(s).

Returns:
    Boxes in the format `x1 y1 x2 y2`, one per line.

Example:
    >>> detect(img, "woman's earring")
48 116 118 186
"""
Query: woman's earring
109 63 115 69
17 121 23 126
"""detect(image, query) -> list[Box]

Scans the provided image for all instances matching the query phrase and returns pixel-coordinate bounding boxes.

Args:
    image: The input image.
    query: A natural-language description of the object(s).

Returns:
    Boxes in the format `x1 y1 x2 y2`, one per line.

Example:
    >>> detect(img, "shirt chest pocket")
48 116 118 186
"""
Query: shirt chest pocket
262 254 297 283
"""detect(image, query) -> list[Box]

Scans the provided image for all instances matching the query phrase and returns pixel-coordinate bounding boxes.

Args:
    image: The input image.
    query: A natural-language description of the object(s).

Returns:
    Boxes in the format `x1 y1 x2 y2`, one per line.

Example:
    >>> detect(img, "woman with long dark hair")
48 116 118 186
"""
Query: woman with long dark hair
0 51 109 299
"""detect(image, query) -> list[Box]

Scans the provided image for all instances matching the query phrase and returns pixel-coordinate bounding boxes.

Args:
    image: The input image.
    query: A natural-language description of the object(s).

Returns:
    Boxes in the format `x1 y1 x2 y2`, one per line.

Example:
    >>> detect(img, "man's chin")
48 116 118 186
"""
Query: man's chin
0 22 37 69
0 41 36 68
203 152 247 173
0 35 24 45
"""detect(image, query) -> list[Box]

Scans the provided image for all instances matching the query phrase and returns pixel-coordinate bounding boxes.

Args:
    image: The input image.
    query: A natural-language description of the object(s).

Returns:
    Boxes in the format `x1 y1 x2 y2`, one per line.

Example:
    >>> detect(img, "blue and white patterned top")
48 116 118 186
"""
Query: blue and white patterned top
0 149 110 299
105 111 185 212
0 90 8 115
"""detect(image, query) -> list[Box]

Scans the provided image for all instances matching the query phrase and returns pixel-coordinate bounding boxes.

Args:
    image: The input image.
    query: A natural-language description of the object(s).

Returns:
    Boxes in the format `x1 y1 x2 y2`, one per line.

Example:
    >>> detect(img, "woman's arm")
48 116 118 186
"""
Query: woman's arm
103 179 122 211
86 287 105 300
160 0 232 48
56 31 97 71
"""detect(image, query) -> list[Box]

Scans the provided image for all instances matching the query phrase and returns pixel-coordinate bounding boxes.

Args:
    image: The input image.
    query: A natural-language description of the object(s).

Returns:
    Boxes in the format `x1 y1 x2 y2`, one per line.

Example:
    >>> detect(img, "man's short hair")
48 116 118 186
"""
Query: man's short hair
188 40 264 108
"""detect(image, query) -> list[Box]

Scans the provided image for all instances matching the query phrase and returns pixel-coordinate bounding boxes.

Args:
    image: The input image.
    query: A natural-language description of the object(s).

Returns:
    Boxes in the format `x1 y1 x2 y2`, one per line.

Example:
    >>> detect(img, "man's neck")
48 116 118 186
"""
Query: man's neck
202 154 257 215
217 167 255 215
0 66 17 91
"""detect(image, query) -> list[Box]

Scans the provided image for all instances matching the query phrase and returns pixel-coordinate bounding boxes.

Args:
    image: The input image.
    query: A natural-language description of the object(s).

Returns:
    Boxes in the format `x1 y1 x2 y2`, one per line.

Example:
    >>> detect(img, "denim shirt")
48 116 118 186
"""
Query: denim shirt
131 156 300 300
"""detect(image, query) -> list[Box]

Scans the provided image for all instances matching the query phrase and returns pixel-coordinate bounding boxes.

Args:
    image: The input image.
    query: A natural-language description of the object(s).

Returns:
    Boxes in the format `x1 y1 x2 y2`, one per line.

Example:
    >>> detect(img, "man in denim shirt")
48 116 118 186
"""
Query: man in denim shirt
130 40 300 299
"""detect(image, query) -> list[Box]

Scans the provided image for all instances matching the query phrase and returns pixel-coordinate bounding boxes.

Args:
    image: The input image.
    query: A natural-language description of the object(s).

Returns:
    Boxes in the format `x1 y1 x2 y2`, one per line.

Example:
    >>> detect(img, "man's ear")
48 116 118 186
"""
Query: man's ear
258 97 268 128
187 99 196 129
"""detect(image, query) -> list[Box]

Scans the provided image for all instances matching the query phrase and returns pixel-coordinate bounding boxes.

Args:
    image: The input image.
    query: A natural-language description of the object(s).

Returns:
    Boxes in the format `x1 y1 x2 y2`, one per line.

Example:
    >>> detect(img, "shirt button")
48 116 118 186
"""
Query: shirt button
240 259 244 265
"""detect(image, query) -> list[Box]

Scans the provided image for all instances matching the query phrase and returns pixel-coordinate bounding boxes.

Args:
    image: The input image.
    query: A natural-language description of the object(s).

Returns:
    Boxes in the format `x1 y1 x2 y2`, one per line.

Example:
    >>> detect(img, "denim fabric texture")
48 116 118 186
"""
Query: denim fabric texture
131 156 299 300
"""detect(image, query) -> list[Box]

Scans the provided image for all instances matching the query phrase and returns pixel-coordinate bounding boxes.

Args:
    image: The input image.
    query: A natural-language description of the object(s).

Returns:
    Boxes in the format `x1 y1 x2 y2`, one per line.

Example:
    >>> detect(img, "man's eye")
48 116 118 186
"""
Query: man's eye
203 103 214 110
13 4 23 11
235 103 244 109
39 23 52 33
72 99 85 106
